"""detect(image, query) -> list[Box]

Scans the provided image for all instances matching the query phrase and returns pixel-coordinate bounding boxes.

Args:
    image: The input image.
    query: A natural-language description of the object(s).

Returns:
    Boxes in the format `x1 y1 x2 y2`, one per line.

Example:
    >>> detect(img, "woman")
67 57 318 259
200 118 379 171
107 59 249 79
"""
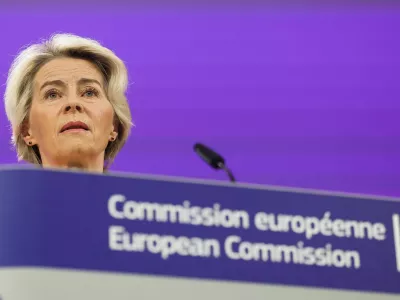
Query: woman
3 33 133 172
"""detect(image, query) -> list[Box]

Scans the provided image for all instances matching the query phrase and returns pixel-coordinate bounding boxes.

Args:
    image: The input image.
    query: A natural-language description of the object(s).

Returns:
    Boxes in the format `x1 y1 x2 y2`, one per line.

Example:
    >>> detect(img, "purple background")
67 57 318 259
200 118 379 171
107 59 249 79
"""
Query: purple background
0 3 399 196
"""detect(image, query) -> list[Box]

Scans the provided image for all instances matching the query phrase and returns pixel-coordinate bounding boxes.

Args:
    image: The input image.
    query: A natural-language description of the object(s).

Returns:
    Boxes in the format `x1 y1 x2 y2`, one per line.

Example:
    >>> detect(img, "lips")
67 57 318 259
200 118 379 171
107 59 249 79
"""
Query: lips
60 121 89 133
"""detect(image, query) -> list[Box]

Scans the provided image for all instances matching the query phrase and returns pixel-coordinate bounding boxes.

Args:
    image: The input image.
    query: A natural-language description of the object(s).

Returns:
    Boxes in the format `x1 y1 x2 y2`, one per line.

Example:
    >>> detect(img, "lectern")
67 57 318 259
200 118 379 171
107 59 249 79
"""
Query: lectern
0 167 399 299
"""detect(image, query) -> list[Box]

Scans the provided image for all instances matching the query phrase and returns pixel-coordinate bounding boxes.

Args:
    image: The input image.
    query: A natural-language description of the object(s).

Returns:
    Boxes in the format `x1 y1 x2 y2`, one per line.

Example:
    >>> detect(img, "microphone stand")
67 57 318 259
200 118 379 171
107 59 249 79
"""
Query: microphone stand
217 162 236 183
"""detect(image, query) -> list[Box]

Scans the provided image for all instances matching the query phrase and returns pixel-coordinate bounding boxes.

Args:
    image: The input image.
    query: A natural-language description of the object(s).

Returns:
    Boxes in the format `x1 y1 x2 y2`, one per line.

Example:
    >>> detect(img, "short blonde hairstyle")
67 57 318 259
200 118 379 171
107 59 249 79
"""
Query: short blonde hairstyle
3 33 133 169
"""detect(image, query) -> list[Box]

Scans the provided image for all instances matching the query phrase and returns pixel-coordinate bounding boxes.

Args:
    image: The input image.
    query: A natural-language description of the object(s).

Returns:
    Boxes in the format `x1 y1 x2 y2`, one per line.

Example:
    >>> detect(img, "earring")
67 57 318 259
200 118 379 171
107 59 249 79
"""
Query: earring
28 141 32 145
110 137 115 142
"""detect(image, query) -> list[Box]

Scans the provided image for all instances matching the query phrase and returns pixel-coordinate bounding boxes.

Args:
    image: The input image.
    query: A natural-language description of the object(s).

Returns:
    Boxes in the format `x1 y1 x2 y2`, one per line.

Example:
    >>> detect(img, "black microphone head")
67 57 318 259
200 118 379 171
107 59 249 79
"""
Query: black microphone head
193 143 225 169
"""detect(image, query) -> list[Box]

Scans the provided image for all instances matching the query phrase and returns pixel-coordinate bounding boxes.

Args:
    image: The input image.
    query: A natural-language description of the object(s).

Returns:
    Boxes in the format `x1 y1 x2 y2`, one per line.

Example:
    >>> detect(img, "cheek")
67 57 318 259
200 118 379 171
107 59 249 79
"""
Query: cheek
29 106 55 138
93 105 115 134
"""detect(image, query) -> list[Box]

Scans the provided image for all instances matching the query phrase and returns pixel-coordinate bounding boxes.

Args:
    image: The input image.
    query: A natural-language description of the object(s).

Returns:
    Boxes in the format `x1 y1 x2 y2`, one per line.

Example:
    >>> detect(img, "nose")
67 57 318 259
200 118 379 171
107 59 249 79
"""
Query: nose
63 102 84 113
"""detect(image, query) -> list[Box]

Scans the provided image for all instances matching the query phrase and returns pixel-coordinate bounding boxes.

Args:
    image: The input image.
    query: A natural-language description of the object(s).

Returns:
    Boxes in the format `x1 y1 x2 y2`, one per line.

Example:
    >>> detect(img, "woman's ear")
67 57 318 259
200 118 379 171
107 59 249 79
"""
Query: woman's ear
109 131 118 142
21 120 37 146
109 118 119 142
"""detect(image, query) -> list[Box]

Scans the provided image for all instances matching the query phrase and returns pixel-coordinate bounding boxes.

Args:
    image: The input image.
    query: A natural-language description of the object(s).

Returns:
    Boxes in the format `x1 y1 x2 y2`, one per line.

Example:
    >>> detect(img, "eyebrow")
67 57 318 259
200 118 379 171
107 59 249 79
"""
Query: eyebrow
77 78 103 87
39 80 66 92
39 78 103 92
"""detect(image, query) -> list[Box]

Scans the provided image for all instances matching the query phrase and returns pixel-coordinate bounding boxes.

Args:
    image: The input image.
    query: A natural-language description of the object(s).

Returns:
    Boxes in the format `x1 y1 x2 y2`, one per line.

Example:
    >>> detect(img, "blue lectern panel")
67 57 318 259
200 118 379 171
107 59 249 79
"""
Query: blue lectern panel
0 168 399 294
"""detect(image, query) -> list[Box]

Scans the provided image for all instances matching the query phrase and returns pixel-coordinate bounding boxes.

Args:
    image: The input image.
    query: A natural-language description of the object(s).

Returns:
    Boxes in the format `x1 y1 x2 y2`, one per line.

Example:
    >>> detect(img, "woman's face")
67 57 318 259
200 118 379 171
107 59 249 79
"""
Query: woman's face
24 57 117 167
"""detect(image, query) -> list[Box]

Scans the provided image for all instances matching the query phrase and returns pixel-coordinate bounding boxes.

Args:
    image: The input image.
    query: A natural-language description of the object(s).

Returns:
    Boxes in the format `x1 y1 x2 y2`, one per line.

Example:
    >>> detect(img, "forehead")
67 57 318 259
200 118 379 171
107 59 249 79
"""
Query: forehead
34 57 103 85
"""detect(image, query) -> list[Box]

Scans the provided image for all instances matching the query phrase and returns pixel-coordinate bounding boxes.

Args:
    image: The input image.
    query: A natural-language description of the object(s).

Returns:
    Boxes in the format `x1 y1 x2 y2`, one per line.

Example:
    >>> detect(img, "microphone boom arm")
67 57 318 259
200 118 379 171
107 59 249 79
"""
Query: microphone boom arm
217 162 236 183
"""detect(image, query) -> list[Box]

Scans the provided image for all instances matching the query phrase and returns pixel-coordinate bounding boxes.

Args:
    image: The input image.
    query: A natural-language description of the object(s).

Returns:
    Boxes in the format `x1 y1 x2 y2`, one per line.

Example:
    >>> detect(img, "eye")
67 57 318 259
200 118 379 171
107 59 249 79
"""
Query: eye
44 89 61 100
82 87 99 98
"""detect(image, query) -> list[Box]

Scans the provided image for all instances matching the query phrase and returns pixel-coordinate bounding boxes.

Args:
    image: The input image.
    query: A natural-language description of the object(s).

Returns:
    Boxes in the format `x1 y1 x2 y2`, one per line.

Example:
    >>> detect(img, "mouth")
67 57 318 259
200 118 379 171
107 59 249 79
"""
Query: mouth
60 121 90 133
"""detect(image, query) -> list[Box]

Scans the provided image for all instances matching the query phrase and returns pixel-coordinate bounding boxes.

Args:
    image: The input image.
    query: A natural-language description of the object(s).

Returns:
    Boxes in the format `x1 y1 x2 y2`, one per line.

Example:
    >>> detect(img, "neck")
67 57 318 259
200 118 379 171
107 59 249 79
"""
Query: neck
41 153 105 173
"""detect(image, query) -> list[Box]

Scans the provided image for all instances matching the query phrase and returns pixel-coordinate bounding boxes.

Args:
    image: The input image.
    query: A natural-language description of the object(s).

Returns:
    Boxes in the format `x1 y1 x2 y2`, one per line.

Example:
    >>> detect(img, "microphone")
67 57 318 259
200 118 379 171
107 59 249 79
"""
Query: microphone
193 143 236 183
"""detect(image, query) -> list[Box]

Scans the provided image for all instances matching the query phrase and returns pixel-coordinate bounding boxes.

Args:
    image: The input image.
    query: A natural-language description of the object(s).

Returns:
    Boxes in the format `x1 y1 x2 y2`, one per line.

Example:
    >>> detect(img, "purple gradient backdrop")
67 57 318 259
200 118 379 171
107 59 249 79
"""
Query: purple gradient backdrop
0 4 399 196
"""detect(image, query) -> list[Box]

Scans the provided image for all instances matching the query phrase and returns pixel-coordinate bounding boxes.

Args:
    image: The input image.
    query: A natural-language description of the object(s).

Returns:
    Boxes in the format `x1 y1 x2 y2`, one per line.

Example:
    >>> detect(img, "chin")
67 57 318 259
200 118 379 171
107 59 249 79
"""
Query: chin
61 144 95 158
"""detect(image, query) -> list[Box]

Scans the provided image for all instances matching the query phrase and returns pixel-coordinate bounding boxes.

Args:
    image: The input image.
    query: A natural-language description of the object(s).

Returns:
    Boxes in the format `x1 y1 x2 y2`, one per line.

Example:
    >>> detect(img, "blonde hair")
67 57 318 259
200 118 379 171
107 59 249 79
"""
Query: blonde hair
3 33 133 169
